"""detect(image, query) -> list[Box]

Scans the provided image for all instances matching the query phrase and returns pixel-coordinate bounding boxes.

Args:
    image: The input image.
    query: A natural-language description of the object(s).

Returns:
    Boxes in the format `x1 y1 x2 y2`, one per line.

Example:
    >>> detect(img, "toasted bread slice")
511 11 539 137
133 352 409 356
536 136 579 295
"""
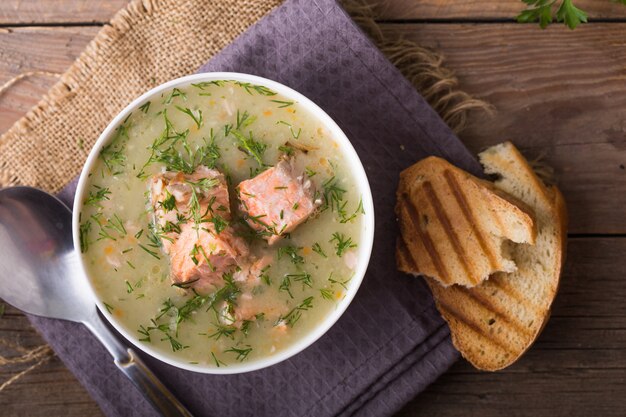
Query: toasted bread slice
396 156 536 287
418 142 567 371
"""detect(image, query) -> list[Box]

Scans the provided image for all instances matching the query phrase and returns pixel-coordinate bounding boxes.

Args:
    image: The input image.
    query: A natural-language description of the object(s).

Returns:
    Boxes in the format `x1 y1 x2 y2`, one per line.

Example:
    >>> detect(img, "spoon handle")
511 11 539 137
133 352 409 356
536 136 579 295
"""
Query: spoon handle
85 313 193 417
116 348 194 417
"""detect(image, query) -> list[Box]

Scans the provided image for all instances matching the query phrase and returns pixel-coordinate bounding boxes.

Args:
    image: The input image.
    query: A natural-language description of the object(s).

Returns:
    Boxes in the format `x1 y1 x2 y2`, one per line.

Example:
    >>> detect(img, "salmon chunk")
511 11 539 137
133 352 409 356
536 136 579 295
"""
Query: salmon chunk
168 223 248 291
149 166 248 291
237 159 319 244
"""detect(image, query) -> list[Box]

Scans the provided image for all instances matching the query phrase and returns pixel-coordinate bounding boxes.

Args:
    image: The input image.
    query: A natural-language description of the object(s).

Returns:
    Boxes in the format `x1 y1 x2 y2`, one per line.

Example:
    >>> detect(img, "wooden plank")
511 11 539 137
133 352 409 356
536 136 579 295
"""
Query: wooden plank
0 26 98 131
2 237 623 416
372 0 626 20
1 1 626 24
0 0 126 25
2 24 626 233
382 22 626 234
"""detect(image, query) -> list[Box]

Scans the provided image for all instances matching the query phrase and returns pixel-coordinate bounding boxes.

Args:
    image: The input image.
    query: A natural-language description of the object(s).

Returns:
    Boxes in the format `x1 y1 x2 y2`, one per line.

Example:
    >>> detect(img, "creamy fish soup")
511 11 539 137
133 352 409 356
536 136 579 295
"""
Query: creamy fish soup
78 80 364 367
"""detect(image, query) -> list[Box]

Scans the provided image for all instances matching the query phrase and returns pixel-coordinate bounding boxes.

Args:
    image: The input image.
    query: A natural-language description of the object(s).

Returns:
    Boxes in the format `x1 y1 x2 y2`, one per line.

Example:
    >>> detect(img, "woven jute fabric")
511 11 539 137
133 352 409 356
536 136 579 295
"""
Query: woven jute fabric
0 0 490 194
0 0 282 192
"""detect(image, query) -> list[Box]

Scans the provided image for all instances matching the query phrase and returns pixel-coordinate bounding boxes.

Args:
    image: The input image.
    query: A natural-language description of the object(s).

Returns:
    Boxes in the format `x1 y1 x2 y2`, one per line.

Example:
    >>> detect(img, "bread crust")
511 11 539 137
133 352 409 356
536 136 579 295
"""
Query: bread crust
397 142 567 371
396 156 536 287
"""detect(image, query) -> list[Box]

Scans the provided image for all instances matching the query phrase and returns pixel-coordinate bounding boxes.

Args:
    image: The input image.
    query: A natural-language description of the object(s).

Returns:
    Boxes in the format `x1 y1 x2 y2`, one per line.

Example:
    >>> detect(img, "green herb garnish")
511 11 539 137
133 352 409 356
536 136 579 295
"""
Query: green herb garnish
103 302 114 314
320 288 334 300
277 296 314 327
99 124 129 175
277 245 304 264
163 88 187 104
234 81 276 96
225 345 253 362
312 242 327 258
236 109 257 130
286 272 313 289
139 101 151 113
321 176 346 214
276 121 301 139
340 197 365 223
79 220 92 253
138 243 161 259
211 352 227 367
191 80 225 90
230 129 267 167
330 232 357 257
270 99 295 108
208 324 237 340
84 185 111 207
176 105 203 129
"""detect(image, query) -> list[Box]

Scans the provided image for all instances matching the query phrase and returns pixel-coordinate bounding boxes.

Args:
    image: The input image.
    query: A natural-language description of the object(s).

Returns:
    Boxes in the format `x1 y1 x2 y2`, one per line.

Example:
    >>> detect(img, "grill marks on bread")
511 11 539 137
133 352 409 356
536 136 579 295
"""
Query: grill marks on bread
396 157 536 287
399 143 567 371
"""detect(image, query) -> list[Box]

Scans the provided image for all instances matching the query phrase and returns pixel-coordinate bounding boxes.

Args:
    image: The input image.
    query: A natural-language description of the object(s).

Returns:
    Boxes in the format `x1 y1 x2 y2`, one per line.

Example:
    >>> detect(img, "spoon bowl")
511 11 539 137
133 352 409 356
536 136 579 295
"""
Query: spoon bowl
0 187 91 321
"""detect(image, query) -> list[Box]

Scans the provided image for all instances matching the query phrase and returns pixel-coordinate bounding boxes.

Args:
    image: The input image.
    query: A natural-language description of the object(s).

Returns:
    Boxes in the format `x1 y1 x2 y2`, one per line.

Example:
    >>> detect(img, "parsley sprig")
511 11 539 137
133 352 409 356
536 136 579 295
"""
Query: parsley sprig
517 0 591 29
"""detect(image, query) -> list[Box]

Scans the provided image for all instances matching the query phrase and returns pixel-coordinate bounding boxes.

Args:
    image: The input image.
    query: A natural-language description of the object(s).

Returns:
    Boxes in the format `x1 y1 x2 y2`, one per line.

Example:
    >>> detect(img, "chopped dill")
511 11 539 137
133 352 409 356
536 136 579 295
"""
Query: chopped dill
138 112 221 176
208 324 237 340
312 242 327 258
236 109 257 130
210 214 229 234
125 280 134 293
79 220 92 253
163 88 187 104
305 167 317 177
225 345 253 362
277 245 304 264
99 124 129 175
270 99 295 108
138 243 161 259
340 197 365 223
160 191 176 212
277 297 314 327
279 275 294 299
84 185 111 207
230 130 267 167
329 273 351 290
278 144 294 156
234 81 276 96
139 101 151 113
102 302 114 314
175 105 203 129
320 288 334 300
138 324 151 342
211 352 227 367
330 232 357 257
286 272 313 289
191 80 225 90
260 266 271 286
276 120 301 139
240 320 253 336
321 176 346 213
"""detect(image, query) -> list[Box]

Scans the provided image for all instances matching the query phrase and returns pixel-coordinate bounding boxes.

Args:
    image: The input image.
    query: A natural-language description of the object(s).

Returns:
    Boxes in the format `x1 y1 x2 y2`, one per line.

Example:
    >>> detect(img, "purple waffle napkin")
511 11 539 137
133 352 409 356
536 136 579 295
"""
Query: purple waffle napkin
28 0 484 415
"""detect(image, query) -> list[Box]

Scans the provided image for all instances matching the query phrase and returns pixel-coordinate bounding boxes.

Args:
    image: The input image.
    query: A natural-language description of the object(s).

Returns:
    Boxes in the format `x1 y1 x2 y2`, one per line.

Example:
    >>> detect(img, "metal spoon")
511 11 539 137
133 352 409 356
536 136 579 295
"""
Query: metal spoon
0 186 193 417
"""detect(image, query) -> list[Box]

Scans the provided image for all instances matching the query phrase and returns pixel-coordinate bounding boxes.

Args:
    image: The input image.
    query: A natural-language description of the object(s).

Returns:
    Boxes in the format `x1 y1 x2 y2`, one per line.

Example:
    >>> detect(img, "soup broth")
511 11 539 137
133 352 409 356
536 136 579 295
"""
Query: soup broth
78 80 364 368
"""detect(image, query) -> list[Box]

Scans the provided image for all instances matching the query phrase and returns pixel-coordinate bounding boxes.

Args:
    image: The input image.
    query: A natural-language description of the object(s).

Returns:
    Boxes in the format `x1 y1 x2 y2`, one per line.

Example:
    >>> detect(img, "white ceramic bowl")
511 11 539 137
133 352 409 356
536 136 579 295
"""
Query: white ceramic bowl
73 72 375 374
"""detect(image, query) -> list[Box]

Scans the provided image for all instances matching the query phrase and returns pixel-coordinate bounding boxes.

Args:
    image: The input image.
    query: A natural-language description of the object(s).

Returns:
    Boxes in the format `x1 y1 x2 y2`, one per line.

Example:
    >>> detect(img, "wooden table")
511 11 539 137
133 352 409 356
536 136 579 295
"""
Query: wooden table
1 1 625 415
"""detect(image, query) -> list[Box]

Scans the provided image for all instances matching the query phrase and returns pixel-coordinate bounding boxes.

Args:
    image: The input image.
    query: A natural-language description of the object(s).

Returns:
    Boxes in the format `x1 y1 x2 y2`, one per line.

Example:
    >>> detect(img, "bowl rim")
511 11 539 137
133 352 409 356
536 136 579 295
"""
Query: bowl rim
72 72 375 374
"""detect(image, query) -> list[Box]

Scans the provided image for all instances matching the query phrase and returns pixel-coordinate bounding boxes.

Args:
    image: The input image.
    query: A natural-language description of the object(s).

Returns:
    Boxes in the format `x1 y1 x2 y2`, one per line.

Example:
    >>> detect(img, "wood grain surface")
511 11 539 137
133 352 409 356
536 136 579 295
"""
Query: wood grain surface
0 1 624 417
1 0 626 23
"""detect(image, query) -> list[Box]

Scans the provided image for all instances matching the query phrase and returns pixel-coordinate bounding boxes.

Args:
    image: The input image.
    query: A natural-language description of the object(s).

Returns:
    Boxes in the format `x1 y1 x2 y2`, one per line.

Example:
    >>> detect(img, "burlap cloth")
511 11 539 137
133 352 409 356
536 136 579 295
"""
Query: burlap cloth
0 0 491 414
